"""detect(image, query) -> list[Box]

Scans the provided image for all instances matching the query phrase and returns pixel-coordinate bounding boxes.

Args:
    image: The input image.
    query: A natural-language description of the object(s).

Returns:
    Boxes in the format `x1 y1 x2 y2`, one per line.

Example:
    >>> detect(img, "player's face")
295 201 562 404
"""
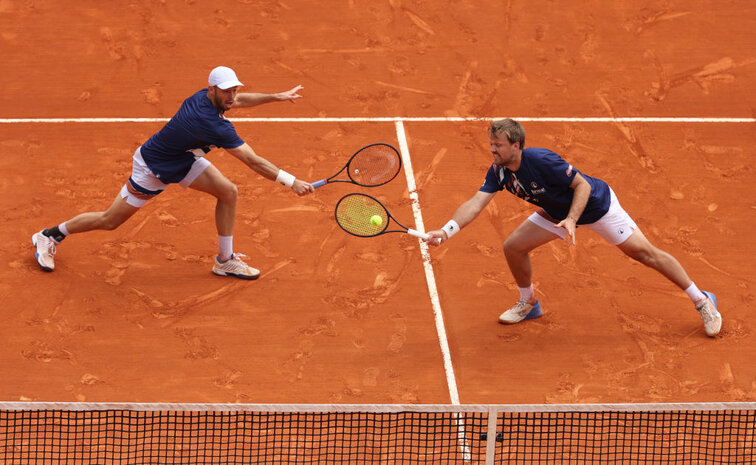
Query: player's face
208 86 239 112
489 133 520 167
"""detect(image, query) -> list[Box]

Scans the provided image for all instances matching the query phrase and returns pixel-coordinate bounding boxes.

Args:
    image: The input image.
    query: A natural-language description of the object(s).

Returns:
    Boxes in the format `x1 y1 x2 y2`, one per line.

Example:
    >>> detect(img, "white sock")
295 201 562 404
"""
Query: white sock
684 282 706 303
518 285 535 303
58 222 70 236
218 235 233 262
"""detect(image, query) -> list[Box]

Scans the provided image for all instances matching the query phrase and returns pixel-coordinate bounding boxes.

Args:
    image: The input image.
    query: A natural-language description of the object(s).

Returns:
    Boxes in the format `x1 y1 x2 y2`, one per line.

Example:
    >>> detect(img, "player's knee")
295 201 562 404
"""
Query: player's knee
502 237 524 256
626 248 656 267
217 182 238 204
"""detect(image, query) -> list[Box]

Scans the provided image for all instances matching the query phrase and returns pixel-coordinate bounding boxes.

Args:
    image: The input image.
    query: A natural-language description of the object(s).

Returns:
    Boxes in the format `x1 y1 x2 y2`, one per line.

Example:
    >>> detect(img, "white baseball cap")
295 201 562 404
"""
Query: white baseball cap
208 66 244 90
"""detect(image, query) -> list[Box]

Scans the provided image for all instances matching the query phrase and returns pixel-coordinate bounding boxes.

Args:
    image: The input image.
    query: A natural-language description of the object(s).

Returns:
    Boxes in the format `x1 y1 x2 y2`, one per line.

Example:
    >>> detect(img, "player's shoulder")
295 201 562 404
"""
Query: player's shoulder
485 162 503 177
176 89 208 116
186 90 234 125
180 88 208 106
524 147 561 158
524 147 568 166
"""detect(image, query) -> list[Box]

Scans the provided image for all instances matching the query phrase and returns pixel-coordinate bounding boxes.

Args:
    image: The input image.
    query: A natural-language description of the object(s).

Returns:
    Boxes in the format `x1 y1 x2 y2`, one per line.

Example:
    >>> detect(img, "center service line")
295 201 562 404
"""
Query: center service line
395 120 472 462
394 120 460 405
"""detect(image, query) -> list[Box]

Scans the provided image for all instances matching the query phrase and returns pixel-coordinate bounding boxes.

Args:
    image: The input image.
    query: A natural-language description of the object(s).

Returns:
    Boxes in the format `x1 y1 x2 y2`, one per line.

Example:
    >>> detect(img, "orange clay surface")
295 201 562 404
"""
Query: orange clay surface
1 1 754 405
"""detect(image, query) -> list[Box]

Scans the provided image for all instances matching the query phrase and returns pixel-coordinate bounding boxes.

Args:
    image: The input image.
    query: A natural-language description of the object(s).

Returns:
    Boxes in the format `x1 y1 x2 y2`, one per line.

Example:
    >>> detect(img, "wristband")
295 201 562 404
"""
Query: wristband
275 169 296 188
441 219 460 239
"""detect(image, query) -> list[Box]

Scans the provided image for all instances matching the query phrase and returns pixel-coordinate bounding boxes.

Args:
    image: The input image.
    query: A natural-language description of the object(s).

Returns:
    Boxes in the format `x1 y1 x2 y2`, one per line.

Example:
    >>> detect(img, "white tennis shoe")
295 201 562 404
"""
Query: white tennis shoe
212 253 260 280
32 230 57 271
498 300 542 324
696 291 721 337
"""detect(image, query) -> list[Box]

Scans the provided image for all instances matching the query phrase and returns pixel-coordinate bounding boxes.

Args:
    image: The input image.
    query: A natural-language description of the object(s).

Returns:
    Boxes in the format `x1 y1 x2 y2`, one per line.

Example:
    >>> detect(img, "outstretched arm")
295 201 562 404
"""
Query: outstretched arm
232 85 304 108
226 143 314 196
425 190 496 246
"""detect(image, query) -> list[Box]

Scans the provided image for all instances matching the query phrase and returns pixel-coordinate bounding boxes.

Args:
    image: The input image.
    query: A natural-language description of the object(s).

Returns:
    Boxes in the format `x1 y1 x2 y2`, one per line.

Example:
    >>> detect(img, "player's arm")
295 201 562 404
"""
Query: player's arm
225 143 314 196
232 85 303 108
555 172 591 246
425 190 496 246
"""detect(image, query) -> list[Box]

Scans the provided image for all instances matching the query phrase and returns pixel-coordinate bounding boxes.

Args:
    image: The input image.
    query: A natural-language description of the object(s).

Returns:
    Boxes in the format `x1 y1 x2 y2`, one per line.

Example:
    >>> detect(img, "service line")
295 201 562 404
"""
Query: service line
1 117 754 124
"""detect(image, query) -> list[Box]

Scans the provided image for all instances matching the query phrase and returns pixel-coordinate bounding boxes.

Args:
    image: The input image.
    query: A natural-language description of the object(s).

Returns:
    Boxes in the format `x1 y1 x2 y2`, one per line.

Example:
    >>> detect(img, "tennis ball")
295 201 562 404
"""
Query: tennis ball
370 215 383 226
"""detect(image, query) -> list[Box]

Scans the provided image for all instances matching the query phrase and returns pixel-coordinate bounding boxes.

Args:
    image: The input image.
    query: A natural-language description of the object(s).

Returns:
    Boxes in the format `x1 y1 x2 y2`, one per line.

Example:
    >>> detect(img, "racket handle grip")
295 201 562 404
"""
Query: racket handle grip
407 229 430 240
312 179 327 188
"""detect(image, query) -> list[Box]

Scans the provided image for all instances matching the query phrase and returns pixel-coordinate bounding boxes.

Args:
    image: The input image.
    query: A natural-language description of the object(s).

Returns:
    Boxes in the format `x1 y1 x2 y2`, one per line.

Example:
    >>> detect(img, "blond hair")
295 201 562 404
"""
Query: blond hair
489 118 525 147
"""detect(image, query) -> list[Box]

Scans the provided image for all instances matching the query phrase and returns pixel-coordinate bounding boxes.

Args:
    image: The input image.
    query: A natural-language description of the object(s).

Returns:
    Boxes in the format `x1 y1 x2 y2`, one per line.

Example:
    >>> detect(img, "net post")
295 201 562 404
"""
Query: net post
485 407 498 465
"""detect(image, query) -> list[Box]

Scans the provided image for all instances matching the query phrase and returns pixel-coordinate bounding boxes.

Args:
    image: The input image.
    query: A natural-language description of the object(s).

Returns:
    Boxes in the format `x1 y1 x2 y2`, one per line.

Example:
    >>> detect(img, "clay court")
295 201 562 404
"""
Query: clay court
1 0 755 414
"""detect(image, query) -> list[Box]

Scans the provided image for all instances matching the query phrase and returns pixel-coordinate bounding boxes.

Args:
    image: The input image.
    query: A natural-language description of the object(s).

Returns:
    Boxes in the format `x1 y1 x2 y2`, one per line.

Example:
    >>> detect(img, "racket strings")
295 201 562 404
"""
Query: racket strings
335 195 388 237
348 145 401 186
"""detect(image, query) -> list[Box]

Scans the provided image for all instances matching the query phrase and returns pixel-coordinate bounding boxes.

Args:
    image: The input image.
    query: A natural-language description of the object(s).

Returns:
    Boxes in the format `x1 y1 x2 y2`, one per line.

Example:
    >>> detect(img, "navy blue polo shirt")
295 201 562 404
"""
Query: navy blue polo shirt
480 147 611 224
140 89 245 183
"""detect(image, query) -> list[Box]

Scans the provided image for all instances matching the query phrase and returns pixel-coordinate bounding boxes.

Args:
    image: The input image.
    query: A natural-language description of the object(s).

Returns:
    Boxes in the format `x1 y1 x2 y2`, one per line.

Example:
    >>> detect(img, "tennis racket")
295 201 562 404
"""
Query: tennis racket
334 193 430 240
312 143 401 188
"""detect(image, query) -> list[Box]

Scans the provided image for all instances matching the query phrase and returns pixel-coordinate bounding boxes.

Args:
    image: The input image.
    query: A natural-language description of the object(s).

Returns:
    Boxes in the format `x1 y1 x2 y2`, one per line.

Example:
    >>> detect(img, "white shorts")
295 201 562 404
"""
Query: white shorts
527 189 638 245
119 147 212 207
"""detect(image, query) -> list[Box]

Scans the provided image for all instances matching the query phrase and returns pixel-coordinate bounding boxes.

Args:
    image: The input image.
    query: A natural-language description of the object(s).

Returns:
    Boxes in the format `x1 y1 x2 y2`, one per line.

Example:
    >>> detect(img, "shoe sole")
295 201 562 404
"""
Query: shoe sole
31 234 54 272
212 269 260 280
499 301 543 324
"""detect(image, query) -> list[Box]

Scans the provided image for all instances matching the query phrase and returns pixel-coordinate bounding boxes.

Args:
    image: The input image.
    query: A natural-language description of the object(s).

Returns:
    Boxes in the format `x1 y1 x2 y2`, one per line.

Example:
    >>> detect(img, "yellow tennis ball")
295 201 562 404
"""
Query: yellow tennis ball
370 214 383 226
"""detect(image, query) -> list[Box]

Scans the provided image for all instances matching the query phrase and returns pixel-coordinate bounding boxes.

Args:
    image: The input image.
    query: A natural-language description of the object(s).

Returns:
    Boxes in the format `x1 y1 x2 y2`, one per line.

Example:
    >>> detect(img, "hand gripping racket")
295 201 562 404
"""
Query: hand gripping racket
334 193 430 240
312 143 402 188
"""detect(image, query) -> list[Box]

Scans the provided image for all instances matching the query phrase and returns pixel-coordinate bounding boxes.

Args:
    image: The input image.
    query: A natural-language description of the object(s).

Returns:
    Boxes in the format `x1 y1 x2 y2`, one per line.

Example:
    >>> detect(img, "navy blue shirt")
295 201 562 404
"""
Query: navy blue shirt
140 89 245 183
480 147 611 224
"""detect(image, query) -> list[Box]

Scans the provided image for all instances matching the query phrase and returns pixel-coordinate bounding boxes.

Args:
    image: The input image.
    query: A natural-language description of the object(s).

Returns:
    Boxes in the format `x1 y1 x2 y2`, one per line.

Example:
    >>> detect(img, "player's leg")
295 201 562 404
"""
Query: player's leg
616 229 692 289
503 216 562 288
616 230 721 336
589 189 720 336
65 194 141 233
185 163 237 238
32 192 143 272
187 163 259 280
33 148 163 272
499 213 562 324
32 187 149 271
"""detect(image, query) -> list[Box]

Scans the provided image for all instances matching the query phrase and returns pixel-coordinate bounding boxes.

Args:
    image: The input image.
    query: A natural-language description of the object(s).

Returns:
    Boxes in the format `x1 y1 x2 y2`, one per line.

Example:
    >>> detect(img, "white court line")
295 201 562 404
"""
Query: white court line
395 120 471 462
0 117 754 123
394 120 460 405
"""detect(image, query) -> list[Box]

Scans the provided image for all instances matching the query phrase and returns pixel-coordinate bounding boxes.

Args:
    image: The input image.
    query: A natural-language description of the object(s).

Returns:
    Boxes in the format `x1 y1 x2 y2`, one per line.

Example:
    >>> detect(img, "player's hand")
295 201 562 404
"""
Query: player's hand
292 179 314 196
277 85 303 103
555 217 577 246
424 230 446 247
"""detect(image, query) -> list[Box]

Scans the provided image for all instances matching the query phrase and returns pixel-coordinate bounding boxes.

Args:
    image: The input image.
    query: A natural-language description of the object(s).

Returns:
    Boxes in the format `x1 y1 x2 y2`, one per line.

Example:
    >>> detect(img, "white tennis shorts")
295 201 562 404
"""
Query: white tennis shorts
527 189 638 245
119 147 211 207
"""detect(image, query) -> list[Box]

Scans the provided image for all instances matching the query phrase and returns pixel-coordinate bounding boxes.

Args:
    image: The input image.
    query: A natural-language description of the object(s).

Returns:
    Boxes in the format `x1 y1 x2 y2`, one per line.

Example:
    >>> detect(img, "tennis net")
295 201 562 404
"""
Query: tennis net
1 402 754 464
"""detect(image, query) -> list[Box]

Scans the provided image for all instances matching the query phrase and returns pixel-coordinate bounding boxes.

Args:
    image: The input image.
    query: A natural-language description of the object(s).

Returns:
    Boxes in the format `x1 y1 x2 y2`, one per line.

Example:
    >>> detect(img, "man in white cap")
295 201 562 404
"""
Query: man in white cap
32 66 313 280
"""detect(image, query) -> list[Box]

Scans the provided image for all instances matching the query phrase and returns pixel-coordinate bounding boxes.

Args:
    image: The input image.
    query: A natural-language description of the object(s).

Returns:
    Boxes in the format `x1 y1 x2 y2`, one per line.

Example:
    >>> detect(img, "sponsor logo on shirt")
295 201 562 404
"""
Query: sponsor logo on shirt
508 173 530 200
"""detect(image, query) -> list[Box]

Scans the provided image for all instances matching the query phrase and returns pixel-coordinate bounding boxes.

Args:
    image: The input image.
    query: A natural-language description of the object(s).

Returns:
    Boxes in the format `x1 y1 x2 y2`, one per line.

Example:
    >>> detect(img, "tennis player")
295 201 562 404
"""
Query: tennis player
424 118 722 337
32 66 314 280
